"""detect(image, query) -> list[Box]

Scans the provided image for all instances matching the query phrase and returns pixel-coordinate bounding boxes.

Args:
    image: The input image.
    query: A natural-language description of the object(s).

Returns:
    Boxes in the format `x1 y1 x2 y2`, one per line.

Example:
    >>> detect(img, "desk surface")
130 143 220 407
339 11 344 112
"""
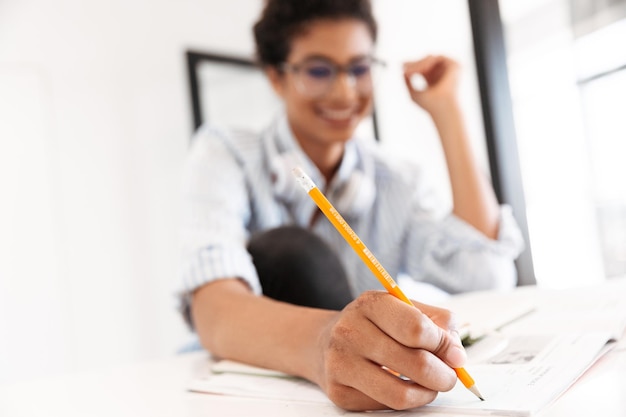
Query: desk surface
1 280 625 417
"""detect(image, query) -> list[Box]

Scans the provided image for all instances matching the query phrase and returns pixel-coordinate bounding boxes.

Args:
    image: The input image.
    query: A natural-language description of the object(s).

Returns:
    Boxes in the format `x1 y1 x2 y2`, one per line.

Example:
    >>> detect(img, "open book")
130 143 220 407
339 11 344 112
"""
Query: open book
188 282 626 416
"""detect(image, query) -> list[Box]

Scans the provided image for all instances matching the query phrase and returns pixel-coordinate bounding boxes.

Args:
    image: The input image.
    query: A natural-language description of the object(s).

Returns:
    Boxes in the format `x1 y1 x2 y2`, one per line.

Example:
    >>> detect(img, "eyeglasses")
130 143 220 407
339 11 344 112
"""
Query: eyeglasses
281 57 385 98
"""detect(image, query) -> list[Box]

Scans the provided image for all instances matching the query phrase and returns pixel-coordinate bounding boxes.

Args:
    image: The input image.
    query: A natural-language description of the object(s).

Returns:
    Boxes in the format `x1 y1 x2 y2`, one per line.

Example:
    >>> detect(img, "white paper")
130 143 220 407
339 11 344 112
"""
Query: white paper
423 332 614 416
188 366 331 404
188 284 626 415
436 287 537 341
190 332 613 416
498 297 626 340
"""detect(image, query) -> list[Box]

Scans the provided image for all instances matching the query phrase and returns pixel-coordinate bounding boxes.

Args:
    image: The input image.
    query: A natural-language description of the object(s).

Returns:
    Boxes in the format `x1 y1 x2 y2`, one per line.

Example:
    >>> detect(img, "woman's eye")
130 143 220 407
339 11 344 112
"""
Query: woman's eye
350 64 371 77
305 66 333 79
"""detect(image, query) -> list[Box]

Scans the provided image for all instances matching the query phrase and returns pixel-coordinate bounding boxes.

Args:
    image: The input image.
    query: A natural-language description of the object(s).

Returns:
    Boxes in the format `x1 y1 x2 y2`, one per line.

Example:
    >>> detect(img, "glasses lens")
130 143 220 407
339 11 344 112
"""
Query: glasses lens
349 60 374 95
297 61 335 97
349 62 371 77
289 57 381 98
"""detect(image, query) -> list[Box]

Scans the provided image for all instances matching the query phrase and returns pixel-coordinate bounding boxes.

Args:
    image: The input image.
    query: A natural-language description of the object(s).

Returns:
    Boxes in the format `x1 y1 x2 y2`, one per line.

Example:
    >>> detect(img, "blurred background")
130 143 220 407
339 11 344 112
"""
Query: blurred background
0 0 624 386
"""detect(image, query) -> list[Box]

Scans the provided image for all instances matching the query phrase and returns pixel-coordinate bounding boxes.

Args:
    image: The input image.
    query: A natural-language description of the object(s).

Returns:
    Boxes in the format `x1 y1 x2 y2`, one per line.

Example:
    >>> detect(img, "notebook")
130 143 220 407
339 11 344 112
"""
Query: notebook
188 283 626 416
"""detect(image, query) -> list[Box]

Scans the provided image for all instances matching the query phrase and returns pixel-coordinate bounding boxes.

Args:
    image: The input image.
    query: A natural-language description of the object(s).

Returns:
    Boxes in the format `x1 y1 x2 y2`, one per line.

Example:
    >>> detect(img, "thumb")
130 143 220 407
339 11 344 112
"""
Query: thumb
435 328 467 369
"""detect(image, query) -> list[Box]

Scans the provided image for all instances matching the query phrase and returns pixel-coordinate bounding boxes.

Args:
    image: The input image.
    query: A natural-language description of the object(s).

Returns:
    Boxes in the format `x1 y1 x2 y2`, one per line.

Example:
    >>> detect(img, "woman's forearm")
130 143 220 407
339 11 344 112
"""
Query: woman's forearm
191 279 336 385
430 100 500 239
191 278 467 411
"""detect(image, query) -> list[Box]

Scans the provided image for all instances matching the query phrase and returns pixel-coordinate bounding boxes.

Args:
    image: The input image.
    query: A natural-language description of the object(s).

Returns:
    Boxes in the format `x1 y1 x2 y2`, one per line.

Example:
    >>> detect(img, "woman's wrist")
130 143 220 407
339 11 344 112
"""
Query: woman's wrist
299 308 340 387
426 96 461 124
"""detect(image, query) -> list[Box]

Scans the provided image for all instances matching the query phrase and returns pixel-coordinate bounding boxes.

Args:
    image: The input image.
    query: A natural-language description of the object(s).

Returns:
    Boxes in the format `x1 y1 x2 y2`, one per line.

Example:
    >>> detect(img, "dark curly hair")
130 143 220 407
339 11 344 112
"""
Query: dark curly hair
253 0 378 69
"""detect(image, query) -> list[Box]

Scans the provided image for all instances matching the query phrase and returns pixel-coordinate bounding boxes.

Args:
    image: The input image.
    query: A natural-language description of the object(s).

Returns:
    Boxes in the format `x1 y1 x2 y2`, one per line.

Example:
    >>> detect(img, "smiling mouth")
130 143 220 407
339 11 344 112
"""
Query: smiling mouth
318 107 357 121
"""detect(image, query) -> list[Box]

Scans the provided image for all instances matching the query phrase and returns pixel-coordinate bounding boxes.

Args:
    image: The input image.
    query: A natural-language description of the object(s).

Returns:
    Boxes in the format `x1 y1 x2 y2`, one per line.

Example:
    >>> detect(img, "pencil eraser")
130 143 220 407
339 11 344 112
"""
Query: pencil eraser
292 167 316 192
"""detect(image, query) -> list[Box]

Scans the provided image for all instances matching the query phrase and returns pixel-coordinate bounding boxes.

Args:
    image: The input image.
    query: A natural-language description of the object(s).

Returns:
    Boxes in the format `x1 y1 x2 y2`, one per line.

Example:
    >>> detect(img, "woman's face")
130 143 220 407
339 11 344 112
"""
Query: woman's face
269 19 375 154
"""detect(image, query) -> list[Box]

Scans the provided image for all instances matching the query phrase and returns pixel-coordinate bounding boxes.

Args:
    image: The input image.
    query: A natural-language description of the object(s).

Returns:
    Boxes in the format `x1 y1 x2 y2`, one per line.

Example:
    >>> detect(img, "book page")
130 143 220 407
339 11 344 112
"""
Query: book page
189 332 613 416
423 332 613 416
188 283 626 415
436 287 537 341
188 365 331 404
499 296 626 340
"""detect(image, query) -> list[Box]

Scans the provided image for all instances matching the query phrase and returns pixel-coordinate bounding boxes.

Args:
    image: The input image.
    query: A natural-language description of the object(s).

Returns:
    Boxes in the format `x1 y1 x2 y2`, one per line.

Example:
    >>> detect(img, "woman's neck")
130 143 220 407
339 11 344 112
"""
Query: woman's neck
299 140 344 184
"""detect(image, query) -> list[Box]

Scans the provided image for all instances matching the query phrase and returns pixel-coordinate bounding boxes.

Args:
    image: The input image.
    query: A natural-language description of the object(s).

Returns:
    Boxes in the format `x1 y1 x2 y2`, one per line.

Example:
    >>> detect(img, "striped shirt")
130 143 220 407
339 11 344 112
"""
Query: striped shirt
178 114 524 323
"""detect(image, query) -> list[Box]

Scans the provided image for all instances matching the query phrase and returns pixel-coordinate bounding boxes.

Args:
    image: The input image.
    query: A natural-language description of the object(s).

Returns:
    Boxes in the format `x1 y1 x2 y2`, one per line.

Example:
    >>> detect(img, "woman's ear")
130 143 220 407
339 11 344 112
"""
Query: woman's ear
265 66 286 99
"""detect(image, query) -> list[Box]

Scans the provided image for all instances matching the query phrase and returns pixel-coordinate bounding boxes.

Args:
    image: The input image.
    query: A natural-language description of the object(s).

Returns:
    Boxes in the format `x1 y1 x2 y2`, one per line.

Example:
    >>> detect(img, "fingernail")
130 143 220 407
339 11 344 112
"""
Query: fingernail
451 330 463 347
446 345 467 368
446 331 467 367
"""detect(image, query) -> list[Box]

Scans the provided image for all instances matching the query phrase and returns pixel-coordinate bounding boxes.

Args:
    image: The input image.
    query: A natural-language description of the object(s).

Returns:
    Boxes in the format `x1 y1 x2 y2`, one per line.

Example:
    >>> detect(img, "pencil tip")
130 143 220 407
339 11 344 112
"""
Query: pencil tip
468 385 484 401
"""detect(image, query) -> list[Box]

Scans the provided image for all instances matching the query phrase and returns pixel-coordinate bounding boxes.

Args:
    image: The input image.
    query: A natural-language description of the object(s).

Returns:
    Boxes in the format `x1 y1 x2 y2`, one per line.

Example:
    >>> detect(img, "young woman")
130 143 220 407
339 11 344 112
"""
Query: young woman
179 0 523 411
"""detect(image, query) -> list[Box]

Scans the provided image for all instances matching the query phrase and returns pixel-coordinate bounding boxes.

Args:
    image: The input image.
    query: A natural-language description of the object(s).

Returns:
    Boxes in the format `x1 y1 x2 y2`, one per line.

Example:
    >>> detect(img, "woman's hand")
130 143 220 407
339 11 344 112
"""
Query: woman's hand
313 290 466 411
402 55 501 239
403 55 460 115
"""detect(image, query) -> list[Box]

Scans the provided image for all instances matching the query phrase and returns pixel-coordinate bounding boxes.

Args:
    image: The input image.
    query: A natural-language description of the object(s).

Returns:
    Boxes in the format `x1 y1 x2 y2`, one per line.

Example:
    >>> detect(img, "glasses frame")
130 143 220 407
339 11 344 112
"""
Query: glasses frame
280 56 386 98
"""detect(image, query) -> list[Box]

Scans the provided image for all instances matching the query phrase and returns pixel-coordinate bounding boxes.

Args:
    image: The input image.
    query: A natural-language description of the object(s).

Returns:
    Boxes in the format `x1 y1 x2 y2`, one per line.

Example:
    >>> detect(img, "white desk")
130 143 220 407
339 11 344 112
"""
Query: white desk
1 279 625 417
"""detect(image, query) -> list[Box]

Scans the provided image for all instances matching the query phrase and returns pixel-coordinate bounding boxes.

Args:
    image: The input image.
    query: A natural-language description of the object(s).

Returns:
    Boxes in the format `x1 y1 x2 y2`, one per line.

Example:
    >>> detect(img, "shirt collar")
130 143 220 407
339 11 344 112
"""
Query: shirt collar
274 113 362 193
269 112 375 222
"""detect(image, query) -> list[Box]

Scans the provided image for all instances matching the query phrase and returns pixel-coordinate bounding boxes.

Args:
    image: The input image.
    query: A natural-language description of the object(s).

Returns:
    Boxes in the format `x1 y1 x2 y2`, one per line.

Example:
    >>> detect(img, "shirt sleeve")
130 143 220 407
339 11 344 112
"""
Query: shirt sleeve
401 203 525 294
177 127 262 328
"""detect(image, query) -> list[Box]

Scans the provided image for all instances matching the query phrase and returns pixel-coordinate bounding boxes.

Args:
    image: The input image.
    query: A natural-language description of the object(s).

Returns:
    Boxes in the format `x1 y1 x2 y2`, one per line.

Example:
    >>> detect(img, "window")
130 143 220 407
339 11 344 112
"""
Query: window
579 59 626 277
500 0 626 287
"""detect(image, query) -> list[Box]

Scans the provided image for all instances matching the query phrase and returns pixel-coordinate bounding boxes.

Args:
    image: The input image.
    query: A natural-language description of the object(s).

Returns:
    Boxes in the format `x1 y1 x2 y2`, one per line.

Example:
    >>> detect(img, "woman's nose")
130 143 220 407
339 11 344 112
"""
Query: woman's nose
327 72 358 100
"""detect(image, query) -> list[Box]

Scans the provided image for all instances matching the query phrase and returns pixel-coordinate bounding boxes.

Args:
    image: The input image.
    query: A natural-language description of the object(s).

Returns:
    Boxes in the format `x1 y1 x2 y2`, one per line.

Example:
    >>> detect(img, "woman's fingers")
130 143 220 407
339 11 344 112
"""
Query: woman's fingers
329 359 439 411
413 299 459 331
404 56 457 83
349 292 466 366
319 291 467 411
403 55 441 76
402 56 460 112
354 316 458 392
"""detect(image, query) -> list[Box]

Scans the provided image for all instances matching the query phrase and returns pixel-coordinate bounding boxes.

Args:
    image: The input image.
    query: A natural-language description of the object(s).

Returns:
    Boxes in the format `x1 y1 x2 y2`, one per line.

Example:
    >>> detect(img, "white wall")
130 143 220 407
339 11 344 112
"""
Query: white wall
373 0 486 214
0 0 484 384
0 0 265 384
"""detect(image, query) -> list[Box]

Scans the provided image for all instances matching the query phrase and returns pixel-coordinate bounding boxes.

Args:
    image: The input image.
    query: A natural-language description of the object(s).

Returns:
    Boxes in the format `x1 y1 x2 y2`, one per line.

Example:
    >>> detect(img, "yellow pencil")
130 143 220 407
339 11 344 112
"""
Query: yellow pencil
293 167 484 401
